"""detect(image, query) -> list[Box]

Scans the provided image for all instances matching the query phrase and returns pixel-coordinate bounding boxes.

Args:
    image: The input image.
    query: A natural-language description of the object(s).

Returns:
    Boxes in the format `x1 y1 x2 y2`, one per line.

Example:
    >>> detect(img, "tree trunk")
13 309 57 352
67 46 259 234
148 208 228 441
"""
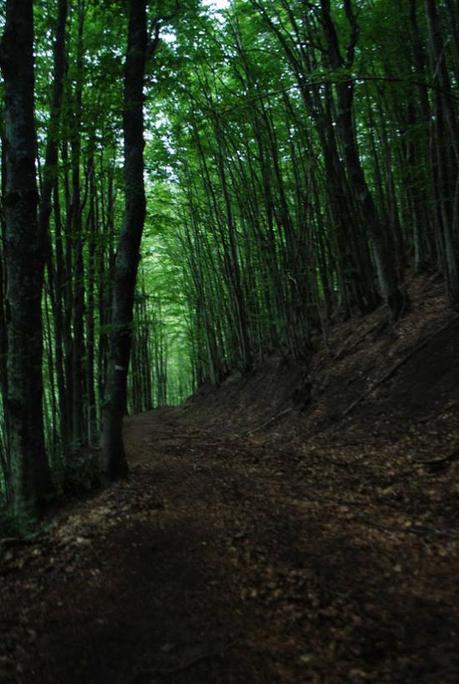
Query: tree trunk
424 0 459 305
320 0 404 320
38 0 69 457
100 0 148 480
0 0 53 524
70 0 86 446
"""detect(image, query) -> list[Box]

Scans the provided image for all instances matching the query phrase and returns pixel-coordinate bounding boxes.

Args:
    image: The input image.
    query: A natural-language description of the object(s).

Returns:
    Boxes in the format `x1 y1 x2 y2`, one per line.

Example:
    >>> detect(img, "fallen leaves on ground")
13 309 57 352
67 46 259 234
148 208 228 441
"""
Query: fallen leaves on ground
0 408 458 683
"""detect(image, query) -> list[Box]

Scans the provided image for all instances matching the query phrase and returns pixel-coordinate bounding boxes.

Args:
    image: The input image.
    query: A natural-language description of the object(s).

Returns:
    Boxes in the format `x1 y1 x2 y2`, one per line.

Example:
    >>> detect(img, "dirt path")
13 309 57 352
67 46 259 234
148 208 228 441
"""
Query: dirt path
1 408 459 683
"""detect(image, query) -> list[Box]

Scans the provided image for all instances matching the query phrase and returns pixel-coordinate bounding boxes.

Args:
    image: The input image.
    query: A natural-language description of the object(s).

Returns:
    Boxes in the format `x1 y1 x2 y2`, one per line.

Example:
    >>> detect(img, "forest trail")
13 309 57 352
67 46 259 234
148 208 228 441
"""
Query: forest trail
1 405 459 683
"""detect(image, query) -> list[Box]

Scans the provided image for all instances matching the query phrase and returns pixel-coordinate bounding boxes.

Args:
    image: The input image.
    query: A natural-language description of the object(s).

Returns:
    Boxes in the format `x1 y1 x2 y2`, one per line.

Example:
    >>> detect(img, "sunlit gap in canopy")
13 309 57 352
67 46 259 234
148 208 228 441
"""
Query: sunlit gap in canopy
163 0 230 44
205 0 231 7
203 0 231 16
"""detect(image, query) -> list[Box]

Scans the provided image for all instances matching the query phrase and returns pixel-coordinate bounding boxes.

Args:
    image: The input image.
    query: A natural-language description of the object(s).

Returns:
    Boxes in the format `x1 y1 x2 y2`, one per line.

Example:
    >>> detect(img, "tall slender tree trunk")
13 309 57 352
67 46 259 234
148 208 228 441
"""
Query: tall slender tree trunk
424 0 459 305
0 0 53 523
38 0 68 245
70 0 86 446
86 155 97 446
0 176 10 495
320 0 404 320
38 0 69 457
100 0 148 480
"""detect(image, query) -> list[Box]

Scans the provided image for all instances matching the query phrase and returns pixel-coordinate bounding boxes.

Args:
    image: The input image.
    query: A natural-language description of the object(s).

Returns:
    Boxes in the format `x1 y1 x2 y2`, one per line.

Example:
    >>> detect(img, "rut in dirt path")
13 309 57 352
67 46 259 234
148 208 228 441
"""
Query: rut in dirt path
1 407 459 684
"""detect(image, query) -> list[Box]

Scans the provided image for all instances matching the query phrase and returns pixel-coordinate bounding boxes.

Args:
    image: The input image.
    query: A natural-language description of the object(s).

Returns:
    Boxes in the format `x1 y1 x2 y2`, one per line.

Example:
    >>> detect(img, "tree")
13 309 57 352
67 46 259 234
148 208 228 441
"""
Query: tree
100 1 168 480
0 0 53 524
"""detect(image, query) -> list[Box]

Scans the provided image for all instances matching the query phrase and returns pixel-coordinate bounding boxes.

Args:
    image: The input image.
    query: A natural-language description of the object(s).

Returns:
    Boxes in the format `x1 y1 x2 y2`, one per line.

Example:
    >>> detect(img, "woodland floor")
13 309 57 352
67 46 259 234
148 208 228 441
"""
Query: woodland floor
1 276 459 683
1 406 459 683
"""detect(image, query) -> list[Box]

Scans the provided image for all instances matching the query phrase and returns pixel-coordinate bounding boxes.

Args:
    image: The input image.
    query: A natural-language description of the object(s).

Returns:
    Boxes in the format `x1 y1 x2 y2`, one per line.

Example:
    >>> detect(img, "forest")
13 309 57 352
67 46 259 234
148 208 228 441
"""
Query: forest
0 0 458 682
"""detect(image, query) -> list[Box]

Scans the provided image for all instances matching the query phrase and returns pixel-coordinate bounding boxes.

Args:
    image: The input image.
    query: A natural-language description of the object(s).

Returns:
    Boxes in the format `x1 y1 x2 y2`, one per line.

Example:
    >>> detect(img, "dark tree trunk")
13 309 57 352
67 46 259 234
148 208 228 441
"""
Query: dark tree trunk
320 0 404 320
424 0 459 305
38 0 69 455
70 1 86 446
0 139 8 419
38 0 68 247
0 0 53 523
100 0 148 480
85 154 97 446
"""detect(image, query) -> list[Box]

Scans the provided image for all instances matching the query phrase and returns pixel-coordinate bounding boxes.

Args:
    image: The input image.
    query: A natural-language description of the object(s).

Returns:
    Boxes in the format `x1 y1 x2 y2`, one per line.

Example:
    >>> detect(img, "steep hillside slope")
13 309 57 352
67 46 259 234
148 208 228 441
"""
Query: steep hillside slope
179 274 459 456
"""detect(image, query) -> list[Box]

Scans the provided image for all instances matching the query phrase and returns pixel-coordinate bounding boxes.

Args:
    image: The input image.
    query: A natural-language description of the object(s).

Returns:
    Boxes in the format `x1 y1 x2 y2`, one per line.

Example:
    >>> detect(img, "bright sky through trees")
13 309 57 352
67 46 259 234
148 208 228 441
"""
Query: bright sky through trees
205 0 230 10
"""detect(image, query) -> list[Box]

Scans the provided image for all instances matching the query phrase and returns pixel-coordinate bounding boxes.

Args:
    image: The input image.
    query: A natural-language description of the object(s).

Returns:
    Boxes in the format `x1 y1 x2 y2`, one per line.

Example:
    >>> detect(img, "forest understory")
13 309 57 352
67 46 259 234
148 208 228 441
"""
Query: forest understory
1 275 458 684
